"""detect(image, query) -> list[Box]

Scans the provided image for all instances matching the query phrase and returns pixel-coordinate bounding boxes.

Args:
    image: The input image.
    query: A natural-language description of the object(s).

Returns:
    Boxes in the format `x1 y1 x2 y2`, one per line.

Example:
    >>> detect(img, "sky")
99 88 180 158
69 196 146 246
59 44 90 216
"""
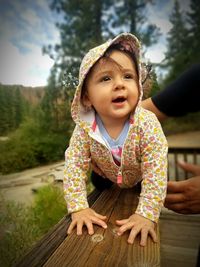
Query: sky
0 0 190 87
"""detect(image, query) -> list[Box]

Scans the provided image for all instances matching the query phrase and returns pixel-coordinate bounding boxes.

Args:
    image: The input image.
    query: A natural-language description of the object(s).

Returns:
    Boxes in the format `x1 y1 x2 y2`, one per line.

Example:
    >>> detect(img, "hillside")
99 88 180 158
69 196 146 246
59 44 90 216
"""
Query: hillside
0 84 46 135
19 86 45 105
0 84 45 105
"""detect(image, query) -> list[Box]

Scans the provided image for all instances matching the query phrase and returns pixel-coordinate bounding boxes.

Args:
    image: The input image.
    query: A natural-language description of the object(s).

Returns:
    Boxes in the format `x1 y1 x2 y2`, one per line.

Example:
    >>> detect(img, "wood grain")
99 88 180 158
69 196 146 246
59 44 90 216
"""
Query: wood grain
160 211 200 267
44 185 160 267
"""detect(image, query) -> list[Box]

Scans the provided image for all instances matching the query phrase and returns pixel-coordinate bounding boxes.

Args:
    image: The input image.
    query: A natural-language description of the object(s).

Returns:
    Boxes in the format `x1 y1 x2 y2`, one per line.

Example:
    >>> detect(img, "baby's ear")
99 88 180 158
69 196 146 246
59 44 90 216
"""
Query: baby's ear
82 93 92 108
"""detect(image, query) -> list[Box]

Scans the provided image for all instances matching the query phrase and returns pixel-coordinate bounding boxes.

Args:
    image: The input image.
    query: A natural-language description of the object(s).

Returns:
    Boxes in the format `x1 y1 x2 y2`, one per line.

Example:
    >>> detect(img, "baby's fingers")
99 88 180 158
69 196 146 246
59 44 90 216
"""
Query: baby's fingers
149 228 157 243
117 221 135 236
116 219 129 226
77 221 84 235
140 228 148 246
67 220 77 235
85 220 94 235
91 216 107 229
127 225 141 244
140 228 157 246
94 212 107 220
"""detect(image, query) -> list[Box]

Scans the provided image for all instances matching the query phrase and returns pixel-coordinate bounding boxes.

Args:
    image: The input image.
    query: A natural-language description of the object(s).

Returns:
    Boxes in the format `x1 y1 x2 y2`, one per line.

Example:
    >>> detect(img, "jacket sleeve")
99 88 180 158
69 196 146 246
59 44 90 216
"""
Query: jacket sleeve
135 111 168 223
63 125 91 214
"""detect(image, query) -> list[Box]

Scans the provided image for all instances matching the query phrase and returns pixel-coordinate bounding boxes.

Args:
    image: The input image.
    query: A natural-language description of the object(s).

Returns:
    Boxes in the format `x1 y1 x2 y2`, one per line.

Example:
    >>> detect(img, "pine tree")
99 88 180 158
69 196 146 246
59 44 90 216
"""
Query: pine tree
4 88 15 132
14 87 23 129
40 66 59 131
108 0 160 47
45 0 110 81
186 0 200 64
0 85 29 135
162 0 189 85
0 86 9 135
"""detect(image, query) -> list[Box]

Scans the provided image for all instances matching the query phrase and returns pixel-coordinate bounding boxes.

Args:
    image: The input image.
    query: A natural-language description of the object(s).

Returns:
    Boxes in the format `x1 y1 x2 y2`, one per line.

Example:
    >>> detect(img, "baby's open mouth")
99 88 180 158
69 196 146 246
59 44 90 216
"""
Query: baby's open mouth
112 96 126 103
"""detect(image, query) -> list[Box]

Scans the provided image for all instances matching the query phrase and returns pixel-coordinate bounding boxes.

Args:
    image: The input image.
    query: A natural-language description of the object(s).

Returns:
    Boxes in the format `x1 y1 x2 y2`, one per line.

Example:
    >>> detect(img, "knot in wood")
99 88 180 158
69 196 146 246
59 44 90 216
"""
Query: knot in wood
91 234 104 243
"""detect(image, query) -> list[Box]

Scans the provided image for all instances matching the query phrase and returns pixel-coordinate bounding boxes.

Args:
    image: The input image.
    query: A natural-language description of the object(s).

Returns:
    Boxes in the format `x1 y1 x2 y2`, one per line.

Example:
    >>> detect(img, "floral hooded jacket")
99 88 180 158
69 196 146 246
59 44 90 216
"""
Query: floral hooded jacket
63 33 168 223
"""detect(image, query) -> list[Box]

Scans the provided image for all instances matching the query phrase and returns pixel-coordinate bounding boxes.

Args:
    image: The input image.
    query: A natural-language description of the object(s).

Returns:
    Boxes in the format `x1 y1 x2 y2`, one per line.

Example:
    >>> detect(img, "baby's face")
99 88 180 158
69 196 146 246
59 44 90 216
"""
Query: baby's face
84 50 139 125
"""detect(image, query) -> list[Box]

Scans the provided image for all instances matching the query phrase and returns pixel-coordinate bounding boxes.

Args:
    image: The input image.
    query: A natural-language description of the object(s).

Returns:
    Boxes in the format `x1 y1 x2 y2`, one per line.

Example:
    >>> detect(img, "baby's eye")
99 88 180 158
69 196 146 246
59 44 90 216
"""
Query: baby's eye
124 73 134 79
100 76 111 82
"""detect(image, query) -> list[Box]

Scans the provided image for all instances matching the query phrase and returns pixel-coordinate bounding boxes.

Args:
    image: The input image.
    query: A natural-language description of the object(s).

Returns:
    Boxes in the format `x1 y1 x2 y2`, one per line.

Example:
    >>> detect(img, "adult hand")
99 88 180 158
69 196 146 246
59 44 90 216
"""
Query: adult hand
67 208 107 235
177 161 200 176
116 213 157 246
165 161 200 214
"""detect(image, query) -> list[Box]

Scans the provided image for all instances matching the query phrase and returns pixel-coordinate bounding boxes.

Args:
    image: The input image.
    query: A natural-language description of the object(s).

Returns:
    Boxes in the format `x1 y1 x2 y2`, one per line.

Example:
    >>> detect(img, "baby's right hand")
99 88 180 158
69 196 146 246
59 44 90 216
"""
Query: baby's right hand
67 208 107 235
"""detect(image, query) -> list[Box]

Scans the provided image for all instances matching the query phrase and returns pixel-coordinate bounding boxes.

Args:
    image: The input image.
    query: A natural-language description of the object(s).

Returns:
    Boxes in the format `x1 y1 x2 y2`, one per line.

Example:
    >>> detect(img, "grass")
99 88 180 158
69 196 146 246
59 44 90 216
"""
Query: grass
0 184 66 267
0 179 94 267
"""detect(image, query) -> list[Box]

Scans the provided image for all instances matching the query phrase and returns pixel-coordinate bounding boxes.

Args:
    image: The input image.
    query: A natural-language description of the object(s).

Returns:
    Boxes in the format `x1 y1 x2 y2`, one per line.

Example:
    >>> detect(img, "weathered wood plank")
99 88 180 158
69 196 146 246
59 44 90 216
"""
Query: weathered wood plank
44 185 160 267
14 189 102 267
160 211 200 267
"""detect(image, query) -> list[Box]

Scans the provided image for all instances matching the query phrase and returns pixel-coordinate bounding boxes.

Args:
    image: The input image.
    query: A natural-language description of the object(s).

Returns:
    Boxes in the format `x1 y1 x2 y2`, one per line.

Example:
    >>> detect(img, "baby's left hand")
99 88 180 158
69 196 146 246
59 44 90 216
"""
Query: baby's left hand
116 214 157 246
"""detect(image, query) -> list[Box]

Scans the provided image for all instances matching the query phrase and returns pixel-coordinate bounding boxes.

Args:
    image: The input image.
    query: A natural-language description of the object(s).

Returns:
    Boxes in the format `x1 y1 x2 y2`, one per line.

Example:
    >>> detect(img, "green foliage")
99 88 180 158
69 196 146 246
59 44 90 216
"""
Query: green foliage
0 200 40 267
46 0 106 81
0 84 72 174
162 112 200 135
162 1 188 85
32 185 66 233
0 118 69 174
149 74 160 97
162 0 200 86
40 77 74 134
0 85 26 135
0 184 66 267
187 0 200 65
111 0 160 46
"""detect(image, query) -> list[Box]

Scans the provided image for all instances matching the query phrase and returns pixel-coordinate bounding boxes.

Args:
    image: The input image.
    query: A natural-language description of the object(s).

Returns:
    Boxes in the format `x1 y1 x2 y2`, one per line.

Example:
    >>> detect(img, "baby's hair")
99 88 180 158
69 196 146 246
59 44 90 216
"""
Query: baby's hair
105 43 139 76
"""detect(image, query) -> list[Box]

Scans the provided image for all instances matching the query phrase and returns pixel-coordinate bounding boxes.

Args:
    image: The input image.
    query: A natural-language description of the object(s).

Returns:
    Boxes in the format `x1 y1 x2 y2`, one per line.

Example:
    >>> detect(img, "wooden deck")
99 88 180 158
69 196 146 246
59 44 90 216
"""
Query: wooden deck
160 209 200 267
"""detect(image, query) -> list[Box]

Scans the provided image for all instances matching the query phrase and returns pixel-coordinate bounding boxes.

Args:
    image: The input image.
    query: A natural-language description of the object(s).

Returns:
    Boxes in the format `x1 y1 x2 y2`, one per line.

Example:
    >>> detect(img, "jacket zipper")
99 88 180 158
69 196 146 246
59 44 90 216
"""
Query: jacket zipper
116 117 134 185
117 169 123 185
89 116 134 185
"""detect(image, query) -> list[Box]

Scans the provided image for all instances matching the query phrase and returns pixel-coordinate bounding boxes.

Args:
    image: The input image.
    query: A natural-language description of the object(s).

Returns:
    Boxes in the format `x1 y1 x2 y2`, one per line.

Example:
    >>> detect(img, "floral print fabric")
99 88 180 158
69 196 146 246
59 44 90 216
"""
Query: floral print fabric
64 107 168 223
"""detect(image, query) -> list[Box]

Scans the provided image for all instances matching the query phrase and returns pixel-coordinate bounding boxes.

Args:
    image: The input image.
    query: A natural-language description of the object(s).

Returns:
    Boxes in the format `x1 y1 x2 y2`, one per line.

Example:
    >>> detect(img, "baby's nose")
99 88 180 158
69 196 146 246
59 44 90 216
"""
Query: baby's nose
114 77 125 90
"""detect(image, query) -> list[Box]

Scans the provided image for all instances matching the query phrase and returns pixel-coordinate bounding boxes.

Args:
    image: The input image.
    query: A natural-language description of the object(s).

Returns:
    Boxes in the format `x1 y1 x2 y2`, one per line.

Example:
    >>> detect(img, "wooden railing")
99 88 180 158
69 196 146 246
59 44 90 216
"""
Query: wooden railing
168 147 200 181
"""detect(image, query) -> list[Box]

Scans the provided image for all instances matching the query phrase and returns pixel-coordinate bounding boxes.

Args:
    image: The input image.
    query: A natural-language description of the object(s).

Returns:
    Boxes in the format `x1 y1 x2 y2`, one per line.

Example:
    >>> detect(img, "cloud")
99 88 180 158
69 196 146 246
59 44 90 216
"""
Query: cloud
0 39 54 86
146 2 173 35
145 42 166 63
0 0 59 50
0 0 59 86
